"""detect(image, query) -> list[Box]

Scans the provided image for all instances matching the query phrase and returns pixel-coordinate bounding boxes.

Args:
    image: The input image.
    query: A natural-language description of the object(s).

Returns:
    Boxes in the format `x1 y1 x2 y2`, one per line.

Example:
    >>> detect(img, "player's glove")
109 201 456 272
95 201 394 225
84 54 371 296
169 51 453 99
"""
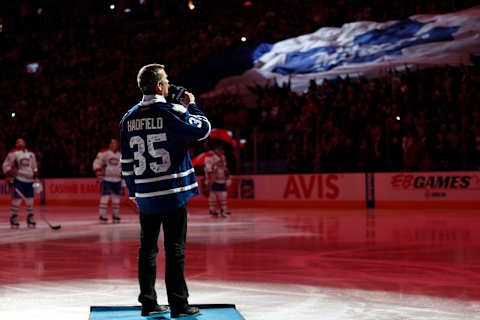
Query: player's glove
200 177 210 197
95 169 105 182
225 169 232 186
33 181 43 194
5 169 16 185
5 175 14 185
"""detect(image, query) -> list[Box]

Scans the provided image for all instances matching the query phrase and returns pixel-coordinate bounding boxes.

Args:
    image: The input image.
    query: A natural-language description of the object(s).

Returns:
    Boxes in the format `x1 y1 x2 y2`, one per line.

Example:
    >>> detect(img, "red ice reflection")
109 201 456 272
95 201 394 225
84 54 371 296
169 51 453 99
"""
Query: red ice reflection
0 206 478 301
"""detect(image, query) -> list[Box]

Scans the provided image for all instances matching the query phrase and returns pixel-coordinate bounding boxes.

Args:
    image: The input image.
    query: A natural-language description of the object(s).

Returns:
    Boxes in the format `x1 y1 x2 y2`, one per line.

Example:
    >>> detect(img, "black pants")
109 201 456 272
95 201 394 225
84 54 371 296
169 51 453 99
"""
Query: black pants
138 204 189 310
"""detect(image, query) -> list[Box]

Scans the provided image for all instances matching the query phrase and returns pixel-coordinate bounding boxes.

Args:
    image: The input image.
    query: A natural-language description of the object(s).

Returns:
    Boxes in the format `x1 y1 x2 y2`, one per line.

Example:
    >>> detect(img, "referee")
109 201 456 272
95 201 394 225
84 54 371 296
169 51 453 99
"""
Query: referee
120 64 211 317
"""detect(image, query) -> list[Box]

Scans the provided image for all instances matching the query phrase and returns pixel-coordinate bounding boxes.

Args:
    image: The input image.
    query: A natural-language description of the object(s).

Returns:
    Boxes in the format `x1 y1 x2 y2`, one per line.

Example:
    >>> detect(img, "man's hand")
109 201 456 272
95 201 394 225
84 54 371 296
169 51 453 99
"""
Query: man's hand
180 91 195 106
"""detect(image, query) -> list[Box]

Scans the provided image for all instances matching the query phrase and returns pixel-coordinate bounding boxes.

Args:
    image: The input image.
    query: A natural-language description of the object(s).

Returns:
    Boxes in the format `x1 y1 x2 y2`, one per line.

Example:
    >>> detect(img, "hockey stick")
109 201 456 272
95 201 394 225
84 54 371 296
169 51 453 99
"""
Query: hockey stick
13 187 61 230
100 181 138 214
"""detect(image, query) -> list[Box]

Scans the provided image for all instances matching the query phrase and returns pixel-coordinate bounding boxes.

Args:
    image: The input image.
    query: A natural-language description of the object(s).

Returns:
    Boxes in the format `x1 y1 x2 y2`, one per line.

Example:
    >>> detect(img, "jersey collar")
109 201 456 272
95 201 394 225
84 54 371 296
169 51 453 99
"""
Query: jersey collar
140 94 166 106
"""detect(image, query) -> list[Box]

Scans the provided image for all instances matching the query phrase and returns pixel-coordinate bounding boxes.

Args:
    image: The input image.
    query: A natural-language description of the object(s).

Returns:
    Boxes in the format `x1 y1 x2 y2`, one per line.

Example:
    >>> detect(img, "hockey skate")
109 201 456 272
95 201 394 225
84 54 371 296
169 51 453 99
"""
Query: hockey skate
220 210 231 217
209 210 219 217
27 214 36 229
99 215 108 224
112 215 121 224
10 214 20 229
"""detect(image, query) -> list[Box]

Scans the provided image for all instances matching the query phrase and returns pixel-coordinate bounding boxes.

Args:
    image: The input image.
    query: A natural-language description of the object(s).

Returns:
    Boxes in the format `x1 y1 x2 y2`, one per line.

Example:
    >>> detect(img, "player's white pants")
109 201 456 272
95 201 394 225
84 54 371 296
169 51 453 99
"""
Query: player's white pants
99 195 120 217
209 191 228 213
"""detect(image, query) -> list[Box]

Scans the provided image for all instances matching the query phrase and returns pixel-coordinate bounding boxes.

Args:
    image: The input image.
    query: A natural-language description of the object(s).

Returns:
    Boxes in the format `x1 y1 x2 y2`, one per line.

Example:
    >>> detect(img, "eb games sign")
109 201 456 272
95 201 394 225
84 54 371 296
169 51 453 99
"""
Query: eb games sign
391 174 477 190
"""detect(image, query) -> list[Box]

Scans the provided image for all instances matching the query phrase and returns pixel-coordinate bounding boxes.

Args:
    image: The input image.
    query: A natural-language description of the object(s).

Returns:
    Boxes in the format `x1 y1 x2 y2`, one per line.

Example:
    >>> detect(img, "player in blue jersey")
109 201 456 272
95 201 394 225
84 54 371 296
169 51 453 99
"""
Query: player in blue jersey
120 64 210 318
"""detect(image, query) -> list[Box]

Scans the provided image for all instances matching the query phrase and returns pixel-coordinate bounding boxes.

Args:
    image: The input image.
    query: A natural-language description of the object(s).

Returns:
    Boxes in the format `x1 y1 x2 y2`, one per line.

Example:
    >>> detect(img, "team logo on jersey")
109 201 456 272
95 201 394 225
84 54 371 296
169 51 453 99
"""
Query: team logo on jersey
109 158 120 166
216 158 226 169
20 158 30 167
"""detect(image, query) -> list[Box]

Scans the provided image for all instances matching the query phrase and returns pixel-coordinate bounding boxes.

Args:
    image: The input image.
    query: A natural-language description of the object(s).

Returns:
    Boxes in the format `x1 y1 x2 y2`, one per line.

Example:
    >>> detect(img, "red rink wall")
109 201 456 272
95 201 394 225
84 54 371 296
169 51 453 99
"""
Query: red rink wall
0 172 479 208
192 173 365 208
0 179 103 206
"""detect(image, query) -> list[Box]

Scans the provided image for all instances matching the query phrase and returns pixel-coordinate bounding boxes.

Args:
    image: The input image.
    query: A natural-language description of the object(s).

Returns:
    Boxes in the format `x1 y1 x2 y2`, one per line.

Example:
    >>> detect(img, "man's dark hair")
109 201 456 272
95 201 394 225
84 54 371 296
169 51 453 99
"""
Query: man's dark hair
137 64 165 95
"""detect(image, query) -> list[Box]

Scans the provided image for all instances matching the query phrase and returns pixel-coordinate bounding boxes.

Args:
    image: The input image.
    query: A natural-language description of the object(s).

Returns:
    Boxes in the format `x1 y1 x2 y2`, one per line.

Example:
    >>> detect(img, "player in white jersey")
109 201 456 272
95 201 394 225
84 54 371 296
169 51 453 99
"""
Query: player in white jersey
204 144 231 217
93 139 122 223
2 138 39 229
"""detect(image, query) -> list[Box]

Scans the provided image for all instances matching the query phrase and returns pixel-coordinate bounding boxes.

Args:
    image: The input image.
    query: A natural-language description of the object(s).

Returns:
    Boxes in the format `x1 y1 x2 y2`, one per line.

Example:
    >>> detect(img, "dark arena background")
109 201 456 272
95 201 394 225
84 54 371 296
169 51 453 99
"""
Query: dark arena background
1 1 480 319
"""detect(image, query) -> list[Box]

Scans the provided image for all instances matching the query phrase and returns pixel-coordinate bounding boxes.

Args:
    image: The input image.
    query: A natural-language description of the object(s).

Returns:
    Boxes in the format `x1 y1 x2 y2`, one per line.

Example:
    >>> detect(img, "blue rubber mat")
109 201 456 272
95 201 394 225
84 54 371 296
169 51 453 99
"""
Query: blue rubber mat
90 304 245 320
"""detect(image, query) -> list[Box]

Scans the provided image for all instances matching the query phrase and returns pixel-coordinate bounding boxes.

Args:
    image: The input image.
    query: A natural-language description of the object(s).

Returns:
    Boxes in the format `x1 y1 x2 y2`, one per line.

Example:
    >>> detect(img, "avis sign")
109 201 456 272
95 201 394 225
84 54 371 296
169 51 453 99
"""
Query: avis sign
283 175 340 199
249 173 364 201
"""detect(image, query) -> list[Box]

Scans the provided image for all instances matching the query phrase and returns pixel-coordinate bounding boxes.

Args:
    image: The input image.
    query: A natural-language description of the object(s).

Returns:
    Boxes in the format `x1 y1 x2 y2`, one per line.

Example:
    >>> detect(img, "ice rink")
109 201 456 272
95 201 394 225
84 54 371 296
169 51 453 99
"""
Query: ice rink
0 204 479 320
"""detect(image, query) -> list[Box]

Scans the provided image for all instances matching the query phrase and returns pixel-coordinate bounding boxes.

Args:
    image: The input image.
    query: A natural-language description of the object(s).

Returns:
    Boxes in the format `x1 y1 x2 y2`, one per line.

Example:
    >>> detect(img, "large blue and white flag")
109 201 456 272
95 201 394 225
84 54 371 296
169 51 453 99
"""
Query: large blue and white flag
204 6 480 97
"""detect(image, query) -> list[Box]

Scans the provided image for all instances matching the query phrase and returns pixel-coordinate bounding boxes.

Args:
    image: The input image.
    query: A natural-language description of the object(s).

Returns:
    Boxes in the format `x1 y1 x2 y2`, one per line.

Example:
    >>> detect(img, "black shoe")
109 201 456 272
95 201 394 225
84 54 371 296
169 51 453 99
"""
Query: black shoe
99 215 108 224
171 306 200 318
141 304 169 316
10 214 19 229
209 210 218 217
112 215 121 224
27 214 36 229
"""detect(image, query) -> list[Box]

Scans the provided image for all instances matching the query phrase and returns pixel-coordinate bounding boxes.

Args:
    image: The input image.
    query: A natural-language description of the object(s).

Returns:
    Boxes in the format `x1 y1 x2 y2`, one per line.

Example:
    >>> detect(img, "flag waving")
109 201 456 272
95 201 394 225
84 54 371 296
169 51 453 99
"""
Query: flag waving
206 6 480 97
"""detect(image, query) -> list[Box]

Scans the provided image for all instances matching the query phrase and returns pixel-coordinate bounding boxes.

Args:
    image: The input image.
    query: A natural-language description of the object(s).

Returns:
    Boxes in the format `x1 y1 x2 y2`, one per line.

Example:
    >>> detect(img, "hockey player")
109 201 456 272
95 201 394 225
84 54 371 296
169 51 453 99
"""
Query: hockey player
2 138 39 229
93 138 122 223
204 144 231 217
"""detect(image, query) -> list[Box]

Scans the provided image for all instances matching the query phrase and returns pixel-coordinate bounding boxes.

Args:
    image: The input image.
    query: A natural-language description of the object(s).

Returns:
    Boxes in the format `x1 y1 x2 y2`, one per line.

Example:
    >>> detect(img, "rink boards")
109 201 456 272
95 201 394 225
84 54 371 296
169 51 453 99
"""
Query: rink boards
1 171 479 208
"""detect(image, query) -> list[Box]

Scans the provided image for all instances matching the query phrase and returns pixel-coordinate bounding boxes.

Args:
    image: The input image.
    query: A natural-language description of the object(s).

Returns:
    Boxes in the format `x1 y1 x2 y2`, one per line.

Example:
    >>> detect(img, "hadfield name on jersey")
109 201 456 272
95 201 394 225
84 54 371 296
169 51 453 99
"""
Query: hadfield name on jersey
127 117 163 132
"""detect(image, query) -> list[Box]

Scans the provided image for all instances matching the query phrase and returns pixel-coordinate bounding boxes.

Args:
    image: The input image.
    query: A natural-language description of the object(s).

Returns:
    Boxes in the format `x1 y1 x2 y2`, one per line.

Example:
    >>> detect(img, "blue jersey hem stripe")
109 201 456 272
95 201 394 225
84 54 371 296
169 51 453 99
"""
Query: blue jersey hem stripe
135 182 198 198
134 168 195 184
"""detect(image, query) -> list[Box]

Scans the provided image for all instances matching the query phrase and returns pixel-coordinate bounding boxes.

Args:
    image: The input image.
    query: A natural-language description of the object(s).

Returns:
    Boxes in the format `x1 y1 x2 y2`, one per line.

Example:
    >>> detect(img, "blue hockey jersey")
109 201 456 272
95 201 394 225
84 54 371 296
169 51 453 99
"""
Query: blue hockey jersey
120 94 211 214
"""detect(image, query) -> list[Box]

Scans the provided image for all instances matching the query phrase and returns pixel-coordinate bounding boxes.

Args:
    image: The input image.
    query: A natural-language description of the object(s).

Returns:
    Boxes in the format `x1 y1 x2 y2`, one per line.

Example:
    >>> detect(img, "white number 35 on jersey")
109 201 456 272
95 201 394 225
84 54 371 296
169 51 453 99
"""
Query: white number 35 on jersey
188 117 202 128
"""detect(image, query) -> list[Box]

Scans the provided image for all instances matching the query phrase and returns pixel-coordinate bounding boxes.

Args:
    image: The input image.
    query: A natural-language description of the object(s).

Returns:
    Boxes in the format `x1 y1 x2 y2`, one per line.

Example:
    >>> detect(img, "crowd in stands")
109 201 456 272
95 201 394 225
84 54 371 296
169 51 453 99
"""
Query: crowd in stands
1 0 478 176
202 65 480 173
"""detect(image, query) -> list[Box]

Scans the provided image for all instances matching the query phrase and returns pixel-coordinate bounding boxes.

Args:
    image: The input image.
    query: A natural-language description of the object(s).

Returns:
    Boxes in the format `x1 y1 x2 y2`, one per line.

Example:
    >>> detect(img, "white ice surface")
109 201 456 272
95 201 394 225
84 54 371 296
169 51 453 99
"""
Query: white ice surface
1 279 479 320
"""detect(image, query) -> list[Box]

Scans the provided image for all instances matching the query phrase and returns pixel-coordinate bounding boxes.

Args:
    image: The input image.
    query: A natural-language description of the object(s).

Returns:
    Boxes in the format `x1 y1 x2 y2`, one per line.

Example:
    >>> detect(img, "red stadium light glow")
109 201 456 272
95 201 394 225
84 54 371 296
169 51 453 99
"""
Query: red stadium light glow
243 1 253 7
